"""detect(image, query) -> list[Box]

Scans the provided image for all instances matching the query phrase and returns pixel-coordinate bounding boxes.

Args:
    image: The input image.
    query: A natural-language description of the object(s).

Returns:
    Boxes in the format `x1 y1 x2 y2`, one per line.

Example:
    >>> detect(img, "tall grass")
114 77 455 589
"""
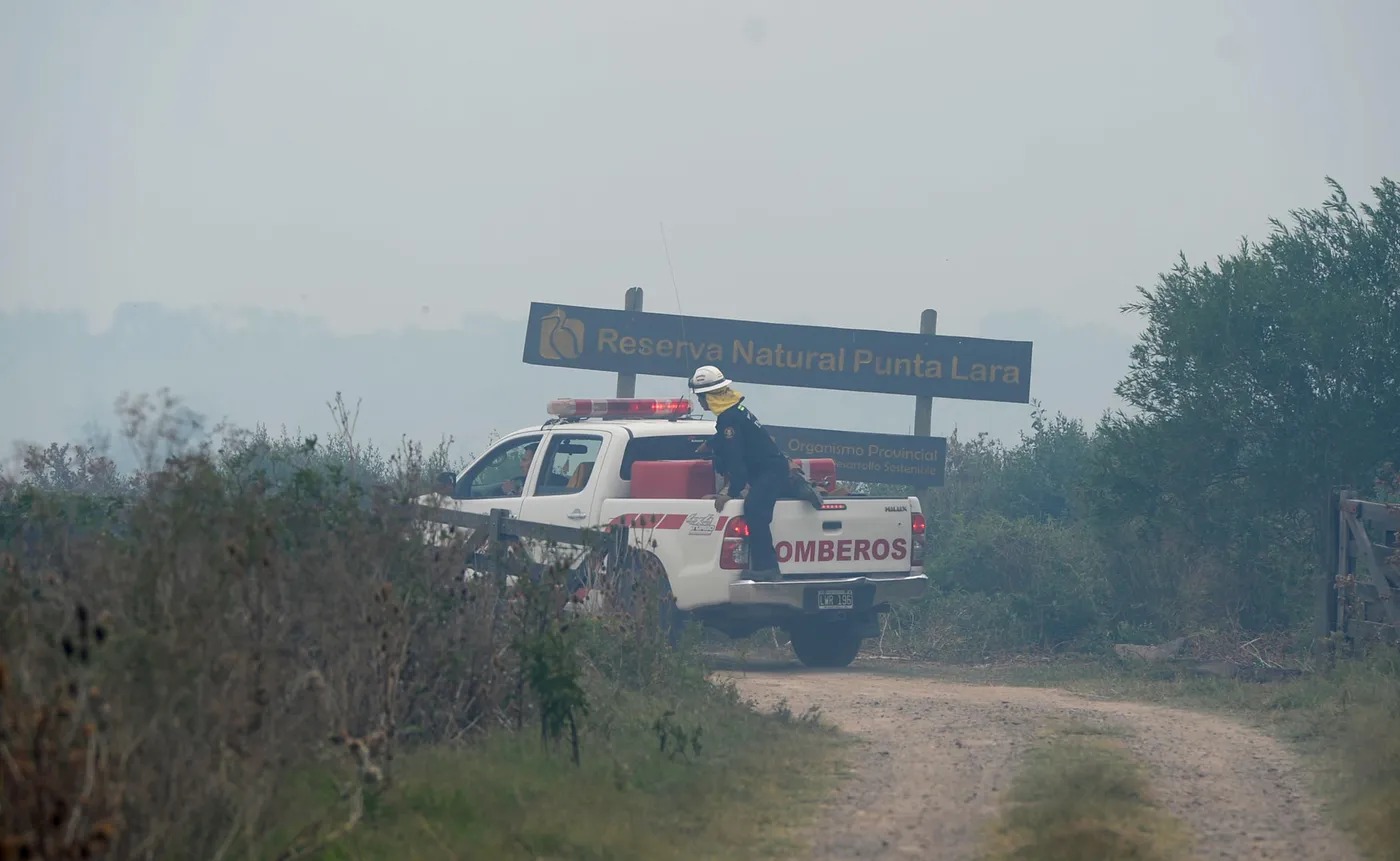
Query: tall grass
1 393 787 860
979 722 1190 861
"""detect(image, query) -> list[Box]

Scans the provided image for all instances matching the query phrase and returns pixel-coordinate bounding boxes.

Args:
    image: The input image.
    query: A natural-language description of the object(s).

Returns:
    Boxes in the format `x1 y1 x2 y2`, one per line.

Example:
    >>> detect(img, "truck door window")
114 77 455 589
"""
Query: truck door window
457 435 543 498
534 434 604 496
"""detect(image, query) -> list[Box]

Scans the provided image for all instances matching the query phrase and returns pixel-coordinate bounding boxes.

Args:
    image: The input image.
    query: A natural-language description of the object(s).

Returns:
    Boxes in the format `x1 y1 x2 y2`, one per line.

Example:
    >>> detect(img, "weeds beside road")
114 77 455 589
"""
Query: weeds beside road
0 407 837 861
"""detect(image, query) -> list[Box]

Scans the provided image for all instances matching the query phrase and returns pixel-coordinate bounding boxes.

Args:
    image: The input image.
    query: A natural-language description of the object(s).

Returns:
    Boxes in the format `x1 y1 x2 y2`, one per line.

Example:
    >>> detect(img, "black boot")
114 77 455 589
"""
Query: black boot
791 475 824 510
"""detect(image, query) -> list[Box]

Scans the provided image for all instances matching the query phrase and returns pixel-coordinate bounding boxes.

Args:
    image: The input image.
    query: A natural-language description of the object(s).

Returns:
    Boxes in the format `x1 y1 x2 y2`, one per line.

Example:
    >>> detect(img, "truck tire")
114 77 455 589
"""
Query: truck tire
789 621 864 668
613 551 686 649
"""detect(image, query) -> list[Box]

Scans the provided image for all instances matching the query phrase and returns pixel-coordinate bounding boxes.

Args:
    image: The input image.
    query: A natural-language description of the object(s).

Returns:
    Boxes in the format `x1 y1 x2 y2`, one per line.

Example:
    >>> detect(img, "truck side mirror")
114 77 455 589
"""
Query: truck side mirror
435 470 456 495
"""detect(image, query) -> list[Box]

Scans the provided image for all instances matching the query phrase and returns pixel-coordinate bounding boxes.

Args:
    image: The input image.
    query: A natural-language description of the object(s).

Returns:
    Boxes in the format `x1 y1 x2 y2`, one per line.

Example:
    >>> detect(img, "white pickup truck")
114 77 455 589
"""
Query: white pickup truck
419 397 929 668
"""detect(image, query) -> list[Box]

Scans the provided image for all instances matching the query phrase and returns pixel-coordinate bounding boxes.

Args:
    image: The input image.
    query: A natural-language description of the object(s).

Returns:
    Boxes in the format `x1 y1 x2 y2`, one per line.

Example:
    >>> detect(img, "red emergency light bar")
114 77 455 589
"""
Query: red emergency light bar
547 397 694 420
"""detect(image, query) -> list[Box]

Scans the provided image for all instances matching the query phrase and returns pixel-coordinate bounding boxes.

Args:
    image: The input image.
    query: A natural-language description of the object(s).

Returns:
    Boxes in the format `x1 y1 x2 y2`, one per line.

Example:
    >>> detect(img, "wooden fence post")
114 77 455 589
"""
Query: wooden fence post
1316 487 1342 659
616 287 643 397
911 308 938 498
487 507 508 582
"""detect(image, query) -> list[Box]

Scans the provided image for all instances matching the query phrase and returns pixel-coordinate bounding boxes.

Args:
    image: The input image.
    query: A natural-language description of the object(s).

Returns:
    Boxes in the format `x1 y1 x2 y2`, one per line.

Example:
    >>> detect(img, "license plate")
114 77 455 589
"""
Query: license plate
817 589 855 610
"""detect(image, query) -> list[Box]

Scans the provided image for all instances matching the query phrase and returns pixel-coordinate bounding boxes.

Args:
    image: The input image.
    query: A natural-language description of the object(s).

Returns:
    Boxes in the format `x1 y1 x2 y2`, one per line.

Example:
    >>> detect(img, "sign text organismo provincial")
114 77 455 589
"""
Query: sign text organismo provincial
764 425 947 486
523 302 1033 403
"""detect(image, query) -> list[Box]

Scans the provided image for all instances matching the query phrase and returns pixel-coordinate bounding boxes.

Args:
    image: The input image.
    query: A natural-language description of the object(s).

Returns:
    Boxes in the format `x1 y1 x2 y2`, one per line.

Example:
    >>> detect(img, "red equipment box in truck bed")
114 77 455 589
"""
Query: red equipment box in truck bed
791 458 836 492
630 460 718 499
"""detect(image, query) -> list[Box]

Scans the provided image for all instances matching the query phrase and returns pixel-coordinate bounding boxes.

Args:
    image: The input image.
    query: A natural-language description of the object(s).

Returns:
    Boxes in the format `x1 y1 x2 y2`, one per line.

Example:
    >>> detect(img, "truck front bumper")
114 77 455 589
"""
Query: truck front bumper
727 573 928 613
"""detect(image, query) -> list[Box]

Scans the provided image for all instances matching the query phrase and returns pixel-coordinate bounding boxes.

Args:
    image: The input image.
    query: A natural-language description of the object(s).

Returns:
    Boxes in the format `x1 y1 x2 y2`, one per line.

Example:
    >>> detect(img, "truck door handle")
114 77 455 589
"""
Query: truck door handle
822 520 842 530
568 509 587 521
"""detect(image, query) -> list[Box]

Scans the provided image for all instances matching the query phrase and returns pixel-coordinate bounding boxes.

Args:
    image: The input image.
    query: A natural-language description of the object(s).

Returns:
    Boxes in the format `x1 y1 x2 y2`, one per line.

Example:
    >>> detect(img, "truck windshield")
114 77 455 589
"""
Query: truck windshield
619 434 713 480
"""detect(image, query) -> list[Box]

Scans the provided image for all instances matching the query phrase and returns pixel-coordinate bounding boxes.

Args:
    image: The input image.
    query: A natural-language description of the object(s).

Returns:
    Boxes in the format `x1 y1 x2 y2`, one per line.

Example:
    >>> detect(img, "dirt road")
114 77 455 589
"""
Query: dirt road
719 662 1360 861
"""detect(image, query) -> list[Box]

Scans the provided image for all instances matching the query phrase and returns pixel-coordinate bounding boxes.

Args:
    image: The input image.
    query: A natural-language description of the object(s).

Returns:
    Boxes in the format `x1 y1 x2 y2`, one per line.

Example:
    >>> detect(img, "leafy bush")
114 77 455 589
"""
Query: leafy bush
0 393 708 859
883 513 1109 658
874 178 1400 657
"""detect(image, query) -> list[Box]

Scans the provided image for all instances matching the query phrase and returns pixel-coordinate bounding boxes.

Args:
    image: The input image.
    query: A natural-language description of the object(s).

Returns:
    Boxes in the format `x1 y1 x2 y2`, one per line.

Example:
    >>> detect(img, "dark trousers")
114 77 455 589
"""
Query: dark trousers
742 468 791 571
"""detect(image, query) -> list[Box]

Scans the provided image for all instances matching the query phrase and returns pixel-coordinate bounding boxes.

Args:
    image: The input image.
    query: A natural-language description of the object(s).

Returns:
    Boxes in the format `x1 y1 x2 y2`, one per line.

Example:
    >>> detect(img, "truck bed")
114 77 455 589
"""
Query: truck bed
597 494 922 609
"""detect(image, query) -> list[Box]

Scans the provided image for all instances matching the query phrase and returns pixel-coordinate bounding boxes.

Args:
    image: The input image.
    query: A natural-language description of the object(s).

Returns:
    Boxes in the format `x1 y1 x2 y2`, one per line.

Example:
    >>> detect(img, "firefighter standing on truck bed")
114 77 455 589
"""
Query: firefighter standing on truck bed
689 365 822 582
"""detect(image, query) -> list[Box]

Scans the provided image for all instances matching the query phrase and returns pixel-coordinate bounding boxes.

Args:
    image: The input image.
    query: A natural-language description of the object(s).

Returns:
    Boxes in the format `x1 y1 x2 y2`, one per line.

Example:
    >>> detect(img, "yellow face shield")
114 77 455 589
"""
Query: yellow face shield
702 387 742 414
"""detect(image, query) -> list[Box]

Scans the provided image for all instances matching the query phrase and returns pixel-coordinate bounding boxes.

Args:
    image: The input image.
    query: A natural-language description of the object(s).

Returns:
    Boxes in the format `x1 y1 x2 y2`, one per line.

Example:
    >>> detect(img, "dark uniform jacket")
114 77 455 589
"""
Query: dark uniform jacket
711 400 788 493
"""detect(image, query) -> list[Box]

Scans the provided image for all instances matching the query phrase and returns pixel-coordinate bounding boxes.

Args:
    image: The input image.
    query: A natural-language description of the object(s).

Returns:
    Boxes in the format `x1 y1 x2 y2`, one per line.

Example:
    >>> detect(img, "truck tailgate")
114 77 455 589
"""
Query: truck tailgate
770 498 917 577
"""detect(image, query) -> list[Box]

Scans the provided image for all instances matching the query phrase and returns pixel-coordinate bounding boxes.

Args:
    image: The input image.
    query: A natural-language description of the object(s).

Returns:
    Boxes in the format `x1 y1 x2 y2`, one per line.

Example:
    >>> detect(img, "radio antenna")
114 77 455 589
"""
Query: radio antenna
659 221 687 323
659 221 696 407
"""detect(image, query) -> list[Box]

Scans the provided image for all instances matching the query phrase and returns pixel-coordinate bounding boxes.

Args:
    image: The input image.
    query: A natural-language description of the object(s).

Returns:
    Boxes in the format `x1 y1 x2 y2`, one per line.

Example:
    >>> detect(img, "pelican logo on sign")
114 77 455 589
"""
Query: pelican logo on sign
538 308 585 361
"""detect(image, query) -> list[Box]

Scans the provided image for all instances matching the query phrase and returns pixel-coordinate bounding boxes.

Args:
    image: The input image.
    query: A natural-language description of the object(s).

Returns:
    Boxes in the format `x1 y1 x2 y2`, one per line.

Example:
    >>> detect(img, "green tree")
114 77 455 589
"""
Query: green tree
1096 176 1400 630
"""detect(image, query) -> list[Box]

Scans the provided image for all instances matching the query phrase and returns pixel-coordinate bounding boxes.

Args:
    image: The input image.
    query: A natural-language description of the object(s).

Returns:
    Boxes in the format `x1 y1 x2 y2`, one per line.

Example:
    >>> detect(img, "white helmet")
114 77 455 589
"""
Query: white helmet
688 365 732 394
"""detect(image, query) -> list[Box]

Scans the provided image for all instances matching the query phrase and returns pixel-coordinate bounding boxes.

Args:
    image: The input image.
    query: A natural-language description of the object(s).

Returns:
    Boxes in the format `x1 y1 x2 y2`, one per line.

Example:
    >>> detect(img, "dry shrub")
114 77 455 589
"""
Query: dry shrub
0 392 701 859
1 598 122 860
0 400 553 859
570 523 699 691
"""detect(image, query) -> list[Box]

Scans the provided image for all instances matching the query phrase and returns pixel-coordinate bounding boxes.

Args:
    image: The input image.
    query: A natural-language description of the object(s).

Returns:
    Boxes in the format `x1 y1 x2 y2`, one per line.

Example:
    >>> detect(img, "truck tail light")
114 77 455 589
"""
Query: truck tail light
720 516 749 570
911 512 927 567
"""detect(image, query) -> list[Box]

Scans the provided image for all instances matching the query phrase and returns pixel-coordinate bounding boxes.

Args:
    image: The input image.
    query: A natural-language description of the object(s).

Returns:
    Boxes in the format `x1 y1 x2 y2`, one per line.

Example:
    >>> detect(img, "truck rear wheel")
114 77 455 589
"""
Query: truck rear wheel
789 620 864 668
611 550 685 649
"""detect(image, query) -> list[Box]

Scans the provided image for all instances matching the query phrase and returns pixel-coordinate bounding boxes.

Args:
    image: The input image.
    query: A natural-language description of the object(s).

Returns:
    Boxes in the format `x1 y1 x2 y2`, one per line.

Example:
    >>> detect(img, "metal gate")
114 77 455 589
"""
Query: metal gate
1326 489 1400 646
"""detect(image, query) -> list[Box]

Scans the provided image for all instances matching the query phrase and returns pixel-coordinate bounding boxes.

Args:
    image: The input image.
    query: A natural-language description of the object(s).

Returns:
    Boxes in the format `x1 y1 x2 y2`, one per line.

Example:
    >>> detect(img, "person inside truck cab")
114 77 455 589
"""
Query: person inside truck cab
689 365 823 582
483 442 569 497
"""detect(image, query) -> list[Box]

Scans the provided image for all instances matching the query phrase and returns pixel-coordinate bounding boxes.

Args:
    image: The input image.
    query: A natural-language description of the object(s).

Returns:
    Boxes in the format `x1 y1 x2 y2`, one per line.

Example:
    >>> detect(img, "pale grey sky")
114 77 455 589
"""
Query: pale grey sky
5 1 1396 343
